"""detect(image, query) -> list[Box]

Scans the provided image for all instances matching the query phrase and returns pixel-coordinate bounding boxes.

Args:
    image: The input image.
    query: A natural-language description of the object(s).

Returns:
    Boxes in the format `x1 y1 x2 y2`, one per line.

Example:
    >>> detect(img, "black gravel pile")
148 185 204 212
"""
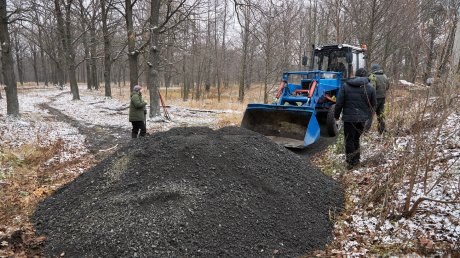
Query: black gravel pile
33 127 343 257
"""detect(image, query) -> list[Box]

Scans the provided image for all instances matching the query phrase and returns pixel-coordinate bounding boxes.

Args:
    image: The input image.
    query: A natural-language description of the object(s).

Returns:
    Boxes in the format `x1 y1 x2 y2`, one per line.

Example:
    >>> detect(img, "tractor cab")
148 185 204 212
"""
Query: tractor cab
310 44 367 79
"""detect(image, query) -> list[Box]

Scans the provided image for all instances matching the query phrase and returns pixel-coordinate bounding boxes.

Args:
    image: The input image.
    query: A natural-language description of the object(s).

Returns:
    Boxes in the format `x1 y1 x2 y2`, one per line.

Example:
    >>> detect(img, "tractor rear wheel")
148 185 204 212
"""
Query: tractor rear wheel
326 104 341 136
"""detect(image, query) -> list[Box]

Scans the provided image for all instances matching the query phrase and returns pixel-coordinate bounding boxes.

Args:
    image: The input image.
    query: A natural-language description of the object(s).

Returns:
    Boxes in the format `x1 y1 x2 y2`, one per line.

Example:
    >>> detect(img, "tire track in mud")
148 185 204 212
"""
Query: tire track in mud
38 93 129 159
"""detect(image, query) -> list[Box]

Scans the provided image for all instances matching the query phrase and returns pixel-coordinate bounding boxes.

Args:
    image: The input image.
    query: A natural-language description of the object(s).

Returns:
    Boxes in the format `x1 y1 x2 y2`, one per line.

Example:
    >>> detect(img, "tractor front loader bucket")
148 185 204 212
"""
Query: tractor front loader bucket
241 104 320 148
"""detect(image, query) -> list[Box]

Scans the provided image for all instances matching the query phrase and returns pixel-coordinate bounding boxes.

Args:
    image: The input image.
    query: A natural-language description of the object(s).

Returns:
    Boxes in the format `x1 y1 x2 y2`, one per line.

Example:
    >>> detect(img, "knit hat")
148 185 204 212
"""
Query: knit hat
370 63 380 72
133 85 142 92
356 68 368 77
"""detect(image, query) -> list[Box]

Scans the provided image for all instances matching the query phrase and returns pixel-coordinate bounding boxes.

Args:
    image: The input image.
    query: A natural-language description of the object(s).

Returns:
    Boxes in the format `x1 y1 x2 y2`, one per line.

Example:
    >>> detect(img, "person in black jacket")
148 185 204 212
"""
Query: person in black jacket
335 68 376 169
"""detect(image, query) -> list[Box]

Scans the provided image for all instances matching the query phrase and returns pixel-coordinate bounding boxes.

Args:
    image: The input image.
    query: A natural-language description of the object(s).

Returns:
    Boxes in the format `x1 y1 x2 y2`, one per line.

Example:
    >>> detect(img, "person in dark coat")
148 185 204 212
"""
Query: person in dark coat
367 63 390 134
129 85 148 138
335 68 376 169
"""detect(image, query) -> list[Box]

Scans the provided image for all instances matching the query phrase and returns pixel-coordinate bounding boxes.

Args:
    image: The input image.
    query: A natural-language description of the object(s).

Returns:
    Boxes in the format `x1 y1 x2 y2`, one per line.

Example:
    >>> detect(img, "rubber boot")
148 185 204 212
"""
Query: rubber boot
131 132 138 139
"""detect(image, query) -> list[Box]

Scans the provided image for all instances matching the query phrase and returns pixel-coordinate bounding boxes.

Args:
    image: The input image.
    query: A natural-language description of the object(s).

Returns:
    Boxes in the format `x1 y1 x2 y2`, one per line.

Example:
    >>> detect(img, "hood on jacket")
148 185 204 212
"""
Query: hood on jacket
346 77 370 87
371 63 381 72
372 70 384 75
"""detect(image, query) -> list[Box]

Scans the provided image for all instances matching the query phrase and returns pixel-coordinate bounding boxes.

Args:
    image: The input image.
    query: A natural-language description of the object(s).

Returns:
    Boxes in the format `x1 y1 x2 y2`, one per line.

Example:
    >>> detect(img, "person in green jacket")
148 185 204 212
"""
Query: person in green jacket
129 85 148 138
366 63 390 134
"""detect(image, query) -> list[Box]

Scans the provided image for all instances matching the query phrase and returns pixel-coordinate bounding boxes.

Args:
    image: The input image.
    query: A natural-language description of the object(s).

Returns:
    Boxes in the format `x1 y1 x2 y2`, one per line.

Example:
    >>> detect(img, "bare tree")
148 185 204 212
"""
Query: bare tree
258 1 283 103
437 0 460 77
29 42 39 85
78 0 93 90
54 0 80 100
123 0 139 90
101 0 112 97
31 0 49 86
237 0 250 102
12 27 24 86
0 0 19 115
89 4 98 90
147 0 200 116
147 0 161 117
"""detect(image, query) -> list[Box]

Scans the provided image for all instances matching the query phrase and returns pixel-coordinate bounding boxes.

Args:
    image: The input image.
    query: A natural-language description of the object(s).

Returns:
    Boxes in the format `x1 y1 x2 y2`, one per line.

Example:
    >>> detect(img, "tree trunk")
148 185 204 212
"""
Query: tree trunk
217 0 227 102
13 31 24 86
34 3 48 86
182 54 189 101
125 0 139 90
56 51 65 87
204 0 212 93
438 2 458 77
79 0 92 90
101 0 112 97
148 0 161 117
31 43 39 85
424 28 436 82
64 1 79 99
164 32 173 98
238 3 250 102
90 16 98 90
0 0 19 116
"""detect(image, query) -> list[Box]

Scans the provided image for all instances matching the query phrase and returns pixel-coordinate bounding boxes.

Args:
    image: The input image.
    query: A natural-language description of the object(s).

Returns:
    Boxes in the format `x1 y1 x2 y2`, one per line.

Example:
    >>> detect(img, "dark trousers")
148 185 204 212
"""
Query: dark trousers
366 98 386 134
344 122 365 166
131 121 146 138
375 98 386 134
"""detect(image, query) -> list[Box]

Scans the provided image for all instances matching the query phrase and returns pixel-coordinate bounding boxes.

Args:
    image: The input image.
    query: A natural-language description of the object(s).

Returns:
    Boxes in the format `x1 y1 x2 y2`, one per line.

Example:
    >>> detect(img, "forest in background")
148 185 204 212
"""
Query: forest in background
1 0 460 116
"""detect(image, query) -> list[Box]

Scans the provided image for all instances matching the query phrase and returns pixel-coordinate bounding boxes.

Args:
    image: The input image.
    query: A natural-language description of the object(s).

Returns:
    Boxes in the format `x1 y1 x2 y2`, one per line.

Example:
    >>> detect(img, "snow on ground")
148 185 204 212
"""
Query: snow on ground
50 87 232 131
399 80 415 87
398 80 429 89
0 88 87 163
329 109 460 255
1 86 234 161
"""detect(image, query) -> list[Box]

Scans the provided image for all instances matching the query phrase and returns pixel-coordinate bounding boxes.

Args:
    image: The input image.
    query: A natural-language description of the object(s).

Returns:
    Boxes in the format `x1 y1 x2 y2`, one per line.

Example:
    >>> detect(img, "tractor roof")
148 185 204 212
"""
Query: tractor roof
314 44 366 52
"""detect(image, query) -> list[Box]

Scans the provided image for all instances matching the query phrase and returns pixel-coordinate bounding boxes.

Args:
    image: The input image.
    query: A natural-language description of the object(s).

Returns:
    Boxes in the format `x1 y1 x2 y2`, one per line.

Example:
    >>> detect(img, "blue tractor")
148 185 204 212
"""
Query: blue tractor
241 44 367 148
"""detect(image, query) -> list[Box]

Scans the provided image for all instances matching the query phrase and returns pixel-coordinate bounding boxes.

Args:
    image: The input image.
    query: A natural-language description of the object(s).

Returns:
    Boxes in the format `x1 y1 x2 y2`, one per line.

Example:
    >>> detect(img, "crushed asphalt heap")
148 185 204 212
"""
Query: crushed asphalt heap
33 127 343 257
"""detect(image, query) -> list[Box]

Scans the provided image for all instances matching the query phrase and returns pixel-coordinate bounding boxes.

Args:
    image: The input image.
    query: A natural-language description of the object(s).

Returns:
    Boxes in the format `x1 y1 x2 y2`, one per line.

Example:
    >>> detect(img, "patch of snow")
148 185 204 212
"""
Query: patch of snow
399 80 415 86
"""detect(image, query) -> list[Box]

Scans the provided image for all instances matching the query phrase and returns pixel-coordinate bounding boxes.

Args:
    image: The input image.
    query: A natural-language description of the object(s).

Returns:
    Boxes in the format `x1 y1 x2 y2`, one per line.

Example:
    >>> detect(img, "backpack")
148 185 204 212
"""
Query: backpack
369 73 377 88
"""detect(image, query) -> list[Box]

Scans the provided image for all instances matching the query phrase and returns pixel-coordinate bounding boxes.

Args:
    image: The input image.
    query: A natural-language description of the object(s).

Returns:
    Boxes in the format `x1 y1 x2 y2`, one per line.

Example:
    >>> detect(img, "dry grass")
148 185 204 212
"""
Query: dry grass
109 83 269 128
0 140 96 257
109 83 269 112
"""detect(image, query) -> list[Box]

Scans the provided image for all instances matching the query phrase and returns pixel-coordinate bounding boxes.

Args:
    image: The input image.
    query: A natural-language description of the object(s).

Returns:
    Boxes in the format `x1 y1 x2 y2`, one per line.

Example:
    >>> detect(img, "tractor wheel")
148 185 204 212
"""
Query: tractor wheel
326 104 341 136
